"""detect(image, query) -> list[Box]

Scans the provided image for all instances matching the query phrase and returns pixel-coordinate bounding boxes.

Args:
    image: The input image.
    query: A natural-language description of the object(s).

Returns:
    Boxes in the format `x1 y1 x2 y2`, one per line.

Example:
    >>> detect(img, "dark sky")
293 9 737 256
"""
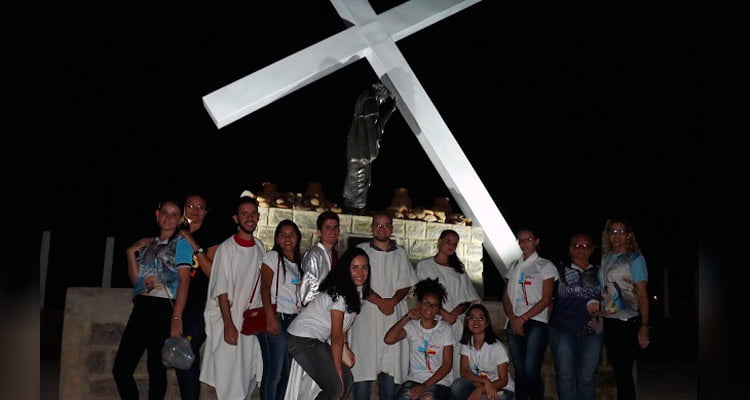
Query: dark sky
36 1 696 310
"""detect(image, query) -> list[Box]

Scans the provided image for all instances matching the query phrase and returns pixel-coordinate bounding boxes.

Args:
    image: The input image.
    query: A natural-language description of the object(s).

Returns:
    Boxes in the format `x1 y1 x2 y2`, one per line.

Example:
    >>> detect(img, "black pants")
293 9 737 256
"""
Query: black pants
112 295 172 400
603 317 641 400
175 299 208 400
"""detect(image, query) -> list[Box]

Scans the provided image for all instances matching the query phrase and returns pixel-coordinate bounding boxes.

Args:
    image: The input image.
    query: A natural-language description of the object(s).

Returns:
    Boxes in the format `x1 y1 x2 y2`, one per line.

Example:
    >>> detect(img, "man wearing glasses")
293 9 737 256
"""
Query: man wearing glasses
350 212 418 400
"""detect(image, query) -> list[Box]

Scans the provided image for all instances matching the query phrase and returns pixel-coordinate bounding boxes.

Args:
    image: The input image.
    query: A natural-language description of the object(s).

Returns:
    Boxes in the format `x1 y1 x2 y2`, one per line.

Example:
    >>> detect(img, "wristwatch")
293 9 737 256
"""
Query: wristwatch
194 247 205 256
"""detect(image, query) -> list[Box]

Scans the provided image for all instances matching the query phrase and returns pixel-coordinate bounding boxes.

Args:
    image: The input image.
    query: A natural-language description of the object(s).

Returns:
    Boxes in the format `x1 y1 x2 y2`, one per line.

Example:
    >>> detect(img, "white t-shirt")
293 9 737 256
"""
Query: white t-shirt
287 292 357 342
505 252 559 323
403 320 455 386
261 250 302 315
459 340 515 392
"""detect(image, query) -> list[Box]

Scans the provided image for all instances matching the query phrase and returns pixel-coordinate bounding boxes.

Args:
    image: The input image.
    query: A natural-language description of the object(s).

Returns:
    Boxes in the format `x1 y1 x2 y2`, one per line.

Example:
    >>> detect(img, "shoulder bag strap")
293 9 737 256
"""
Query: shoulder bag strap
249 255 282 305
248 271 261 305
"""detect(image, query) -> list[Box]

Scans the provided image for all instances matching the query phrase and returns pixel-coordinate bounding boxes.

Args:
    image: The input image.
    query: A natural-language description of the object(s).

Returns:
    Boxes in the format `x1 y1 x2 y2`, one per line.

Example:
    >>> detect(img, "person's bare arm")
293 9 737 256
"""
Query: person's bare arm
126 238 152 284
510 278 554 334
330 310 347 391
384 310 417 344
410 344 453 399
459 354 482 384
179 230 215 276
366 289 383 306
636 280 650 348
502 281 523 335
199 244 219 276
261 263 280 335
492 362 509 393
520 277 555 320
218 294 237 345
379 286 411 316
423 344 453 387
170 268 190 337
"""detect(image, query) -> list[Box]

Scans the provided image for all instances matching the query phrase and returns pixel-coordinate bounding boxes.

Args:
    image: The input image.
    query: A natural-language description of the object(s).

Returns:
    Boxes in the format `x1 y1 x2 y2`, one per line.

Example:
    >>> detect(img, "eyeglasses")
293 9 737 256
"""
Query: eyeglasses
467 316 485 322
573 243 593 249
420 300 440 309
186 204 207 210
608 229 626 235
373 223 393 229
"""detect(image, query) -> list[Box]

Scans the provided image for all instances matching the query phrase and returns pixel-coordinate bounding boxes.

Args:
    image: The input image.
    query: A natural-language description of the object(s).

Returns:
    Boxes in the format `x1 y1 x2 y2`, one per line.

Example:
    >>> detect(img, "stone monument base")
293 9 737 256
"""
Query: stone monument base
60 287 615 399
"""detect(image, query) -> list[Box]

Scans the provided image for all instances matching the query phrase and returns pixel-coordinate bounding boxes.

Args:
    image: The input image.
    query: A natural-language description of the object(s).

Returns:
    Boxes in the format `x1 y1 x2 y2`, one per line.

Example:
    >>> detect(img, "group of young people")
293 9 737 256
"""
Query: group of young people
111 192 649 400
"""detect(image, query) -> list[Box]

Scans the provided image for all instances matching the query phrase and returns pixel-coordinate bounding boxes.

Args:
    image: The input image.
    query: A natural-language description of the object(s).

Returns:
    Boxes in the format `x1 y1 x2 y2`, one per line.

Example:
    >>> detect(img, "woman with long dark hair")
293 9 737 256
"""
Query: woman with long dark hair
450 304 515 400
258 219 304 400
285 247 371 400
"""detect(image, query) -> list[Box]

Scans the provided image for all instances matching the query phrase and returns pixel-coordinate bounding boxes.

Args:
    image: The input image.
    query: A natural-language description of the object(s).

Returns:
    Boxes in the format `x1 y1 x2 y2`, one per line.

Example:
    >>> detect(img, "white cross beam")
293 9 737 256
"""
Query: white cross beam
202 0 520 276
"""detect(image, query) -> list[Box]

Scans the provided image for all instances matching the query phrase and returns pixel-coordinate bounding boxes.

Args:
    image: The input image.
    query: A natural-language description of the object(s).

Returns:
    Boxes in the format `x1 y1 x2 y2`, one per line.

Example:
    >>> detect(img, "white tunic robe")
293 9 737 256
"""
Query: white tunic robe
415 257 480 381
349 242 418 384
200 235 266 400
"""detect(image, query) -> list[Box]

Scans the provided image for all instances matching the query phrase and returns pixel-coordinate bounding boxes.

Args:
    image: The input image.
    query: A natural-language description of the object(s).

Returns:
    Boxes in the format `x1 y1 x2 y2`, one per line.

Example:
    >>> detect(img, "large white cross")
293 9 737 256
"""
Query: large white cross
202 0 520 276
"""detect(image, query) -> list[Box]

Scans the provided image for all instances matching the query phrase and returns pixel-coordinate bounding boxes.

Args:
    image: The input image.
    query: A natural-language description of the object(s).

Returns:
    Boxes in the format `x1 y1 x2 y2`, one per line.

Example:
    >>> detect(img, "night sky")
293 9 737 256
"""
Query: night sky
36 1 696 311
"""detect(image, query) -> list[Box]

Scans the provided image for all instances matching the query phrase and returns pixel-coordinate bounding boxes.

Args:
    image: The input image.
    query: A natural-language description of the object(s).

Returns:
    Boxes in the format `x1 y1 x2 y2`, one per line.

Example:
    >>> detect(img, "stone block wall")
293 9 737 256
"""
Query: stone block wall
59 287 219 400
255 208 488 297
61 288 615 400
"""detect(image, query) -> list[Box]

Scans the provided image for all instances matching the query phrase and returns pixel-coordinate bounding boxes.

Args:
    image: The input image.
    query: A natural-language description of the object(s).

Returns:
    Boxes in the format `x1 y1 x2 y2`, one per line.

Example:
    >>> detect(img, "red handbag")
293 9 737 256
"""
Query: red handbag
241 260 279 335
241 305 275 335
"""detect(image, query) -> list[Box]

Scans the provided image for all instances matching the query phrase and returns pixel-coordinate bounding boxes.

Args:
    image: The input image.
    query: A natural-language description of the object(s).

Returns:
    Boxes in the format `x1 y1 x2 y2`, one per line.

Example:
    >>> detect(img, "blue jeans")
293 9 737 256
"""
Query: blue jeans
396 381 451 400
549 326 603 400
451 377 515 400
353 373 397 400
507 319 549 400
287 333 353 400
258 312 297 400
175 299 208 400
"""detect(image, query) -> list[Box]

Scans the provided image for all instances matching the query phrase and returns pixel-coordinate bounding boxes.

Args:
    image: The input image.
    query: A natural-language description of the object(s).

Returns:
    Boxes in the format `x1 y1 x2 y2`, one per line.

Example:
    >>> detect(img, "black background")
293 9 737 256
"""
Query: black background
34 1 696 314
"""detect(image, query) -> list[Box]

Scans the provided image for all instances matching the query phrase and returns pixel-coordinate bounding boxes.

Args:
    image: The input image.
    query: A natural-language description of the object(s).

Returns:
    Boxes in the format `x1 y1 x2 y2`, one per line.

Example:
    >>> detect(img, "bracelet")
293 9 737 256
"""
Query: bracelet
641 323 650 327
172 316 181 320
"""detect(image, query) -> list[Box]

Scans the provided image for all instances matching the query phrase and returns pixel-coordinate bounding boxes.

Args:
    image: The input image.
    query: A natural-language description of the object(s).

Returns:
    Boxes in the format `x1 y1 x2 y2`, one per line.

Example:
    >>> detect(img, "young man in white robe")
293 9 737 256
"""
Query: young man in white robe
201 197 266 400
350 212 418 400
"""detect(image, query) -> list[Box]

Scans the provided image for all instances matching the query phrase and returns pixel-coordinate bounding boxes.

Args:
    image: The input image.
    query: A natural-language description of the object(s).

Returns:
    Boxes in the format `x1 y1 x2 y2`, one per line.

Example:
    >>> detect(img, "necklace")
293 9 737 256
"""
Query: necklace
470 337 489 378
417 320 438 372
